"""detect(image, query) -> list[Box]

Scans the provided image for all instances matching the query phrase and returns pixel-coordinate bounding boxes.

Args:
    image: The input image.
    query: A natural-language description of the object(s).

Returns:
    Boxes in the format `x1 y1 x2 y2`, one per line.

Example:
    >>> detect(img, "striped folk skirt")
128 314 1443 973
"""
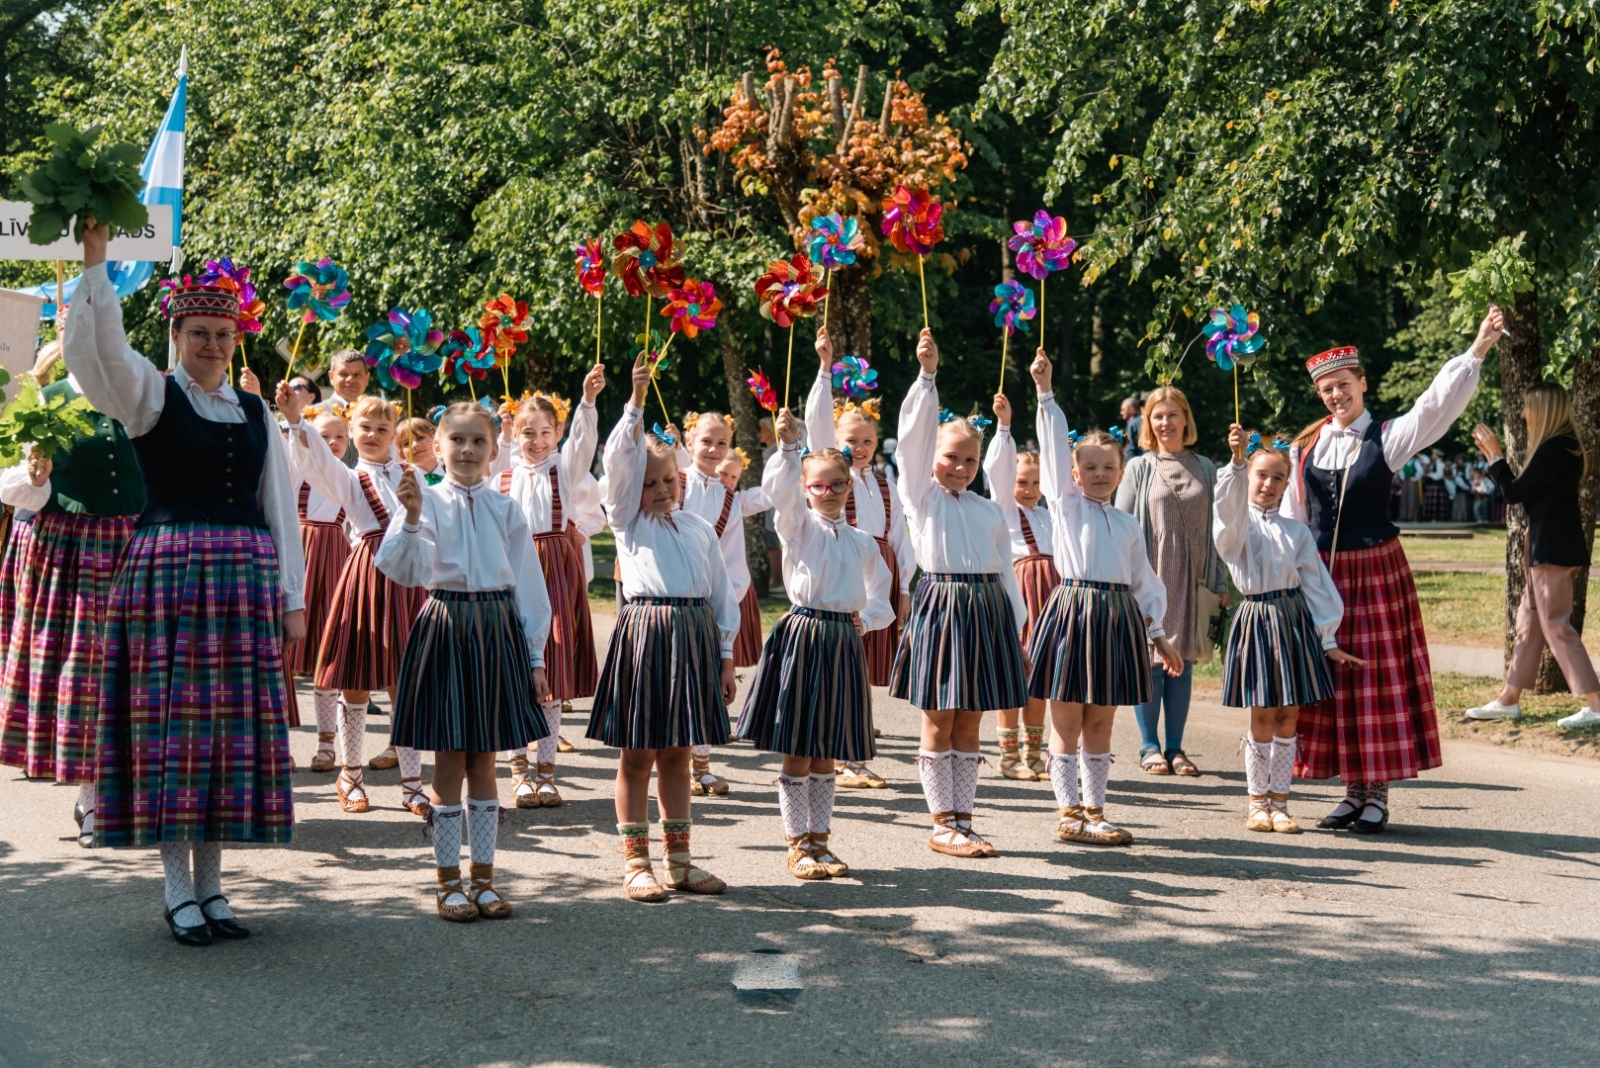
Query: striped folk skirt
0 515 35 643
890 573 1029 713
734 607 874 760
285 520 350 676
732 585 763 667
1028 579 1153 707
587 597 730 750
93 522 294 846
1221 587 1335 709
390 589 549 752
532 531 597 700
1015 552 1061 648
314 533 428 693
862 536 900 686
1296 538 1440 784
0 512 138 782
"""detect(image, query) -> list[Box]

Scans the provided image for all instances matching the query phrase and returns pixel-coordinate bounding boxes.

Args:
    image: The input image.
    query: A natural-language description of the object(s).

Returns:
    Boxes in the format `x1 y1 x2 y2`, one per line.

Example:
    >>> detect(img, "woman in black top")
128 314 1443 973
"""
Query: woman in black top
1467 382 1600 727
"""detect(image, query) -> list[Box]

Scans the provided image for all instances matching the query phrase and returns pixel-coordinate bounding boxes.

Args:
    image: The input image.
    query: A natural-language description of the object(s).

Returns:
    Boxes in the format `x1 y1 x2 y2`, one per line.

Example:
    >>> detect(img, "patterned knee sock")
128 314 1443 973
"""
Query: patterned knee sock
1047 751 1080 810
997 726 1019 756
1365 781 1389 808
777 774 809 839
160 842 202 926
950 750 982 829
1023 725 1045 751
192 841 234 920
1244 737 1271 795
1080 752 1112 809
313 688 339 737
337 697 366 768
1269 735 1296 796
618 822 651 857
535 700 561 764
661 818 695 881
466 798 499 866
917 749 954 816
431 804 464 869
807 772 835 835
396 746 422 781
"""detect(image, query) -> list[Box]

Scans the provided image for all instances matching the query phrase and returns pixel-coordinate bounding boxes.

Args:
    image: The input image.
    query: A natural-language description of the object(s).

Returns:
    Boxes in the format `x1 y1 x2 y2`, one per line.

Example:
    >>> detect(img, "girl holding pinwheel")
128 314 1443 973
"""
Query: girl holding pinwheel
63 223 307 947
1284 309 1505 834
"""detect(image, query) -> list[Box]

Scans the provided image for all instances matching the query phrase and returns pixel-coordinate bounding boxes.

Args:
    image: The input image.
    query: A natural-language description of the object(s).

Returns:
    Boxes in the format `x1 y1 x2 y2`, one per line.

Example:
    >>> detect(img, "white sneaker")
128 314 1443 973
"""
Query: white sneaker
1557 708 1600 729
1465 700 1521 721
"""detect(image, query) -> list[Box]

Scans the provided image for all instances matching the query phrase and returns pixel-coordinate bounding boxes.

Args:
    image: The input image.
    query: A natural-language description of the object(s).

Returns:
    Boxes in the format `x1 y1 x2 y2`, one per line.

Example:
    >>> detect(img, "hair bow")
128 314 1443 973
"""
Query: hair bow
733 446 752 471
938 408 959 424
650 423 677 448
1108 425 1125 444
535 391 572 425
1245 433 1290 457
427 404 447 424
840 444 854 460
967 413 994 434
1067 429 1084 447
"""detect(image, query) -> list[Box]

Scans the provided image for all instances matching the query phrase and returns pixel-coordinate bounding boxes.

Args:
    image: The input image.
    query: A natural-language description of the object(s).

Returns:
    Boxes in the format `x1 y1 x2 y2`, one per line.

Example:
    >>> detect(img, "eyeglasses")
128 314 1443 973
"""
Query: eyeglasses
289 382 313 393
804 480 851 496
183 329 238 347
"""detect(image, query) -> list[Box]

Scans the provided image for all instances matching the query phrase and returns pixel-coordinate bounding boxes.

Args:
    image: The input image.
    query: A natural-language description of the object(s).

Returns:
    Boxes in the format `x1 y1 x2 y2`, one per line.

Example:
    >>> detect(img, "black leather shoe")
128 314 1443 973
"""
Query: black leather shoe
199 895 250 939
164 902 213 947
1316 804 1362 830
1349 803 1389 835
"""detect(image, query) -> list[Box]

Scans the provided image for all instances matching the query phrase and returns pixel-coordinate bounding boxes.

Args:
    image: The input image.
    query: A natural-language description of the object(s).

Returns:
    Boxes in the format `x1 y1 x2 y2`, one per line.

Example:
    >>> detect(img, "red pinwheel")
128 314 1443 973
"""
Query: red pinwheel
479 294 529 397
754 255 828 329
746 368 779 413
575 239 606 298
662 279 721 339
880 186 945 257
611 220 685 299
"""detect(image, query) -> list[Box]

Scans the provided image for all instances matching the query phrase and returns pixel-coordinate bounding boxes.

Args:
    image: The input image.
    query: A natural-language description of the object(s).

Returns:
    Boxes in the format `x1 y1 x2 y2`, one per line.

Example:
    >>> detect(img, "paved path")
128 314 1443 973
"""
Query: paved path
3 675 1598 1068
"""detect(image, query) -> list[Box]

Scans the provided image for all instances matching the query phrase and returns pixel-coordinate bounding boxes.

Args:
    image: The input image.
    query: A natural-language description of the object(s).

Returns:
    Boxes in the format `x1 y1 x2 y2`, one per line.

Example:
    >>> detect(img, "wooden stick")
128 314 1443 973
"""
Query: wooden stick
917 255 929 330
1233 363 1240 425
782 321 796 411
595 293 604 369
284 320 308 380
406 389 414 464
998 328 1009 399
822 267 832 333
651 371 671 426
1039 278 1045 354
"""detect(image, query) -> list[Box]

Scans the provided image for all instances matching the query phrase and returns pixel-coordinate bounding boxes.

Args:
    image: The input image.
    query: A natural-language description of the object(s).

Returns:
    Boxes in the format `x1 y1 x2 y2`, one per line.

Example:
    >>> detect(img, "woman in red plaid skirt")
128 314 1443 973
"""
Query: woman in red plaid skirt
1283 308 1506 833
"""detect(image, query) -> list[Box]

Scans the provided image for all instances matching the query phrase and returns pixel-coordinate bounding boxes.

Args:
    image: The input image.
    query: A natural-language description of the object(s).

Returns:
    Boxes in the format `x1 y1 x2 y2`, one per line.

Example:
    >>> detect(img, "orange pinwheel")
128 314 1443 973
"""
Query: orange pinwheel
611 220 685 298
754 254 828 329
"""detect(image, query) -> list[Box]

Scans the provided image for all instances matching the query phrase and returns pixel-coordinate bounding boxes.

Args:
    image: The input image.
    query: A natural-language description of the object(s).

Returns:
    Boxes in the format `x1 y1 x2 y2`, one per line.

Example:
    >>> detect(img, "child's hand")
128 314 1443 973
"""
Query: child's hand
775 408 799 445
1029 348 1052 393
720 658 737 705
852 611 865 635
816 327 834 369
282 608 307 646
1153 636 1184 676
993 394 1012 426
915 328 939 375
582 362 606 404
275 379 304 424
899 593 910 622
396 467 423 524
27 452 52 487
1228 423 1248 463
630 351 651 408
531 667 550 703
1326 646 1366 668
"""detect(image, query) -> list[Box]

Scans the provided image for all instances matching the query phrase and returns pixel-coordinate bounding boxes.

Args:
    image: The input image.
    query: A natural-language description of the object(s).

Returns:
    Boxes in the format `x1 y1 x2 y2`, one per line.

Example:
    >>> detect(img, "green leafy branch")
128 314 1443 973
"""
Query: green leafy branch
1446 233 1534 334
18 123 148 245
0 380 99 468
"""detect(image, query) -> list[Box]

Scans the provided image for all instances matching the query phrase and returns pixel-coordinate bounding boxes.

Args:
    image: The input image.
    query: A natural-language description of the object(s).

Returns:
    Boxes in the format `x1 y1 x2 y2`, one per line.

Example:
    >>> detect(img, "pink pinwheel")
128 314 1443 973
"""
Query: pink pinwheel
662 279 721 338
1008 211 1076 281
575 239 606 297
195 257 266 333
880 186 945 256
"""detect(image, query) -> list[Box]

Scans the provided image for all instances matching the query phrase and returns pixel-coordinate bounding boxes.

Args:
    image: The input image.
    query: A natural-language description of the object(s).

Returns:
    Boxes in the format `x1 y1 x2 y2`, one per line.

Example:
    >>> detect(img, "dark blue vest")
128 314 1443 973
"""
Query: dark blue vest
130 376 270 530
1302 417 1399 552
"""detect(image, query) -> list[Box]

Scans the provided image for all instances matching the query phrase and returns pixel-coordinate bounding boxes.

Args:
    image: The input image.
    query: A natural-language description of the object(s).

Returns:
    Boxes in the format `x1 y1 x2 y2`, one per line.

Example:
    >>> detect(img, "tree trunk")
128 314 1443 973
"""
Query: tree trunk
1562 349 1600 690
717 317 772 597
824 262 871 366
1499 288 1542 682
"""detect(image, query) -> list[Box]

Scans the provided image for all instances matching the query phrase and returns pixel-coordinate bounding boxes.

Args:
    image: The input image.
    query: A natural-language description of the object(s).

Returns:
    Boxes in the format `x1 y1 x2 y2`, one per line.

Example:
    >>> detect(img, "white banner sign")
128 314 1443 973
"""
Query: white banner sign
0 201 173 261
0 288 48 379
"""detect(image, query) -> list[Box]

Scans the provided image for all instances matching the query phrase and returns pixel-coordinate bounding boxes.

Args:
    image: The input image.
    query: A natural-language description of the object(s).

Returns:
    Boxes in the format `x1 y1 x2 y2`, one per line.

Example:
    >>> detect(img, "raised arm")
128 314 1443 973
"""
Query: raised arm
984 413 1019 526
895 331 942 518
1034 393 1078 505
284 412 364 514
1211 459 1251 566
805 333 837 449
601 403 648 533
560 373 603 483
257 402 306 611
1381 309 1504 469
761 437 808 546
59 260 166 437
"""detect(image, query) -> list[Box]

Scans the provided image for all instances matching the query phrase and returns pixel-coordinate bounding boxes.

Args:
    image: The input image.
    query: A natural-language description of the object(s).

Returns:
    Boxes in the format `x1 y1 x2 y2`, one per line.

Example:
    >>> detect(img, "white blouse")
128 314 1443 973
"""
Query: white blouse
287 417 409 543
282 437 350 526
603 404 741 655
566 471 606 582
895 372 1026 631
764 445 894 633
494 401 599 534
805 369 915 592
374 477 552 664
60 262 305 610
1213 461 1343 648
983 425 1056 561
674 453 770 602
1035 393 1168 635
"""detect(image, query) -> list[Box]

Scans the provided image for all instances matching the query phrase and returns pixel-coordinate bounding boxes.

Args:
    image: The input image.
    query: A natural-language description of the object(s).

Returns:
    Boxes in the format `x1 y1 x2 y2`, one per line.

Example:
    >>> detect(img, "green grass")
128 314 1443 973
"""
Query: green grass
1400 526 1507 565
1412 570 1508 647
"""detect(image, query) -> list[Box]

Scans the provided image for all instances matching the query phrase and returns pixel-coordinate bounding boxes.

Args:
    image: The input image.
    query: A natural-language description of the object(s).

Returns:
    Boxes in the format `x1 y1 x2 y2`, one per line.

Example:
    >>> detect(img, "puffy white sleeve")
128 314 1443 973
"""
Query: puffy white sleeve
0 463 49 511
1381 351 1484 470
1294 528 1344 649
59 262 166 437
895 372 939 518
569 474 607 537
1034 393 1076 505
506 504 553 667
1281 442 1309 522
735 484 771 516
984 425 1019 527
286 418 365 516
1211 460 1249 568
560 400 600 485
805 369 836 449
859 536 895 634
374 508 438 589
994 514 1028 632
882 467 915 594
703 521 741 657
762 445 808 545
602 404 647 532
258 403 306 611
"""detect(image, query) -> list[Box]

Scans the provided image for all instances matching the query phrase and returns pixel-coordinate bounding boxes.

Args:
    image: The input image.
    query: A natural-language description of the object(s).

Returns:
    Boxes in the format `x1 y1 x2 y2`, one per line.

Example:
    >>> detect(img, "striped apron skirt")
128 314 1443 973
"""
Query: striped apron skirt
734 606 874 760
1027 579 1153 707
861 536 901 686
314 531 428 693
1221 587 1334 709
0 512 138 782
732 585 763 668
390 589 548 752
890 573 1029 713
532 530 598 700
1297 538 1440 784
285 518 350 676
92 522 294 846
587 596 730 750
1015 552 1061 649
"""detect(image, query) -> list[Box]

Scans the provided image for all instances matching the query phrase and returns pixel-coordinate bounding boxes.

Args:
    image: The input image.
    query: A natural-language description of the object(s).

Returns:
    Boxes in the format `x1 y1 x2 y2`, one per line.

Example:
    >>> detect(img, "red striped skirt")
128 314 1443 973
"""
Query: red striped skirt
732 585 763 667
1296 538 1440 783
314 533 428 693
1015 552 1061 648
532 531 598 700
862 536 901 686
286 520 350 676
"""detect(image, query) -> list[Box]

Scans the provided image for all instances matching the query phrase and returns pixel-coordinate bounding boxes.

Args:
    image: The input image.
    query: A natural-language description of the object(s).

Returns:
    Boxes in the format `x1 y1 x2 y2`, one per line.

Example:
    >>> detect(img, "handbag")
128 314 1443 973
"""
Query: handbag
1193 583 1224 664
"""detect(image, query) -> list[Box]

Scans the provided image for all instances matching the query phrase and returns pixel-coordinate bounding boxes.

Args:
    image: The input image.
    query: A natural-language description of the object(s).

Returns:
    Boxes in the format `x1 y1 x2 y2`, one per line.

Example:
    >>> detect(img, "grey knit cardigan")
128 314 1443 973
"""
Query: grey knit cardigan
1113 451 1230 597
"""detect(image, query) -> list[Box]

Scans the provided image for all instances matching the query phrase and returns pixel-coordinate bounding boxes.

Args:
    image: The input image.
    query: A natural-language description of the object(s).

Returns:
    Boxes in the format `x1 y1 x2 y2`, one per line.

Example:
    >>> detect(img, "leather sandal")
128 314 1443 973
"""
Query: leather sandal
999 742 1037 781
808 832 850 877
1140 749 1172 775
1246 794 1274 832
367 744 399 771
336 769 370 814
786 835 830 880
663 850 727 894
836 762 886 789
467 862 513 918
1082 806 1134 845
556 734 575 753
689 757 729 796
1022 733 1048 778
1269 793 1302 834
927 812 986 858
1168 750 1200 777
623 856 668 902
1056 805 1095 843
309 734 338 773
435 866 479 922
955 813 999 857
534 763 563 807
400 778 432 818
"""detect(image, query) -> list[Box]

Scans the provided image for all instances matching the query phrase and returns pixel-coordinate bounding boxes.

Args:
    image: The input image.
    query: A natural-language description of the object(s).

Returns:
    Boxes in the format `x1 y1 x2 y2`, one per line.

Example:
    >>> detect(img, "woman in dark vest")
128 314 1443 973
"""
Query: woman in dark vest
64 222 306 946
1284 308 1504 833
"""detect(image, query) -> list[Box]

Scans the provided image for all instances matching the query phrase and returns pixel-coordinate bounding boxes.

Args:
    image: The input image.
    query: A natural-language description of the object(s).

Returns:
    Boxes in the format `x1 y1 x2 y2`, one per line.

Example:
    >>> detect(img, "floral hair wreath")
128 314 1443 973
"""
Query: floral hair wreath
303 398 352 423
682 411 736 436
833 397 882 422
733 446 752 471
534 391 572 425
1245 432 1291 457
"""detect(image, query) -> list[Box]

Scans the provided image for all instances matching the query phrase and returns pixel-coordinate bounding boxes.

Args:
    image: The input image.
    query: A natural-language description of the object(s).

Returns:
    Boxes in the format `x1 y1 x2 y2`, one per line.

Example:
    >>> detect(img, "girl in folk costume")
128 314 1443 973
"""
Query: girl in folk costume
890 330 1030 858
806 331 914 791
1215 426 1360 834
735 409 894 880
591 353 739 902
1030 352 1182 846
397 417 442 485
283 404 353 774
673 407 771 796
0 336 143 846
377 404 553 922
492 375 604 807
280 387 429 818
982 397 1058 782
1285 308 1504 833
66 225 306 946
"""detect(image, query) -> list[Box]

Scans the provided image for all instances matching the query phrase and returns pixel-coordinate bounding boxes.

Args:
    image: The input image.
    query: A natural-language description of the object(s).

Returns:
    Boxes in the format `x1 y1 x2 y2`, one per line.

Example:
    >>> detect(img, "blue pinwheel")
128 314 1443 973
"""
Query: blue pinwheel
283 258 352 324
989 280 1037 336
1202 303 1265 372
364 308 445 390
440 326 496 387
808 213 864 270
831 355 879 400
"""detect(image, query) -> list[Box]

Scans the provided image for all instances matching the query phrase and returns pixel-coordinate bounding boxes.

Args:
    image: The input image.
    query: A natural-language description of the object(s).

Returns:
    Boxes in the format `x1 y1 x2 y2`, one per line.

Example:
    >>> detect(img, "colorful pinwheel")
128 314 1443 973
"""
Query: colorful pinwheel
575 239 606 298
440 326 496 394
880 186 945 329
989 280 1037 397
746 368 779 413
364 308 445 391
808 213 864 270
195 258 266 334
755 255 827 328
283 258 352 324
662 279 721 339
611 220 685 299
479 294 530 396
831 355 878 400
1008 212 1076 281
1203 303 1265 371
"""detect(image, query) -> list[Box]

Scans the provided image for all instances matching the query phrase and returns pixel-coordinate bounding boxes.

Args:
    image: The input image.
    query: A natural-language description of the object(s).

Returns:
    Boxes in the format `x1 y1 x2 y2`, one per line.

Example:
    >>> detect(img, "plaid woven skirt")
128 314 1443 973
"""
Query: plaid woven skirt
1015 552 1061 648
734 606 874 760
0 512 138 782
390 589 549 752
732 585 763 667
314 533 428 692
1028 579 1153 707
93 522 294 846
1221 587 1334 709
890 573 1029 712
0 515 35 644
285 520 349 676
1296 538 1440 783
532 531 598 700
862 536 900 686
587 597 730 750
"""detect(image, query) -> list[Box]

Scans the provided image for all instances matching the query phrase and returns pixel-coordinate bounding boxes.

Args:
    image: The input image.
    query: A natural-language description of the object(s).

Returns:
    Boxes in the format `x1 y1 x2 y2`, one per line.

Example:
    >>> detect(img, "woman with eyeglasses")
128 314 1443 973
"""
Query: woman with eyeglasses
62 221 306 947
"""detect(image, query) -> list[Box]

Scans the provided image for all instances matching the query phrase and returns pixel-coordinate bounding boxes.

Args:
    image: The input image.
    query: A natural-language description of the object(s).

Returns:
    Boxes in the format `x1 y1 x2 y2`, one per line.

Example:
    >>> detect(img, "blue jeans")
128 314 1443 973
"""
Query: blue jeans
1133 661 1193 756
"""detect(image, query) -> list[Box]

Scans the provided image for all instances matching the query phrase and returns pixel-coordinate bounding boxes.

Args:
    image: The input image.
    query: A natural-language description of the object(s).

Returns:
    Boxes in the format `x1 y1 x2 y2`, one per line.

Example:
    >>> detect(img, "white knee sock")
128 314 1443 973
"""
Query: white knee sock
1244 737 1271 795
1047 751 1081 810
1269 735 1296 795
917 749 954 815
1080 751 1111 809
466 798 499 866
397 746 422 781
777 774 809 838
338 697 367 767
808 773 835 835
160 842 202 926
535 700 561 764
431 804 463 868
950 750 982 826
192 841 235 919
313 688 339 736
691 743 712 761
